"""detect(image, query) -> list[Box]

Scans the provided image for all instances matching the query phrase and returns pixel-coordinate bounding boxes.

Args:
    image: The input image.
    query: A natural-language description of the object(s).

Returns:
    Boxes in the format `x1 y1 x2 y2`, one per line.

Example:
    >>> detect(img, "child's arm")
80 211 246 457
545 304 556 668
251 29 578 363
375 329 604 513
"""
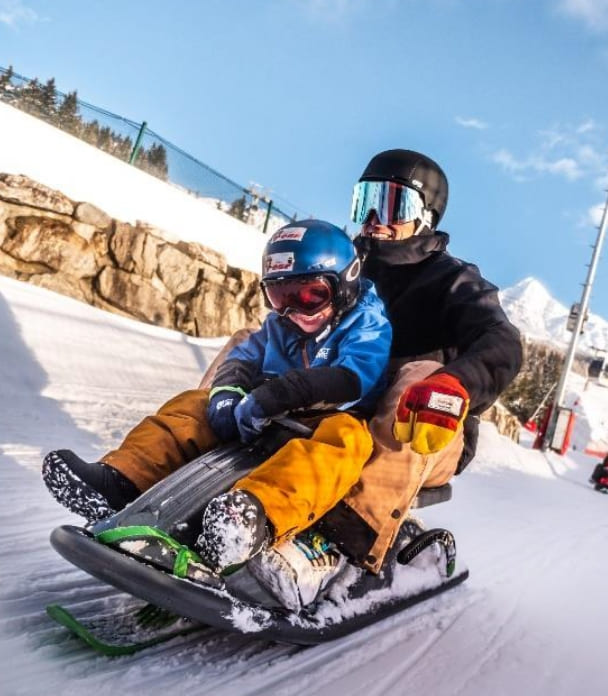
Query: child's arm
231 366 362 443
207 328 267 442
244 365 362 417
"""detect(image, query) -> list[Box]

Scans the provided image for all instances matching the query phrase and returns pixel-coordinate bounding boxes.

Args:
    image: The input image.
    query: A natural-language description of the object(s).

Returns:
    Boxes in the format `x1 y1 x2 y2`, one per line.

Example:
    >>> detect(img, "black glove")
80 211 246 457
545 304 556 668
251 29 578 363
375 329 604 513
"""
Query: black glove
207 387 246 442
233 393 271 444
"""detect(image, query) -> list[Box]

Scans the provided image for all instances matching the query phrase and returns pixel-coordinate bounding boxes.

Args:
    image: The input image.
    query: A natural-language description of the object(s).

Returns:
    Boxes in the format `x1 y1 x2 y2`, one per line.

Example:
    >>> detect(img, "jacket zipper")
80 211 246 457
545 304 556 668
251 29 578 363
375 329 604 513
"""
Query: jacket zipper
301 339 310 368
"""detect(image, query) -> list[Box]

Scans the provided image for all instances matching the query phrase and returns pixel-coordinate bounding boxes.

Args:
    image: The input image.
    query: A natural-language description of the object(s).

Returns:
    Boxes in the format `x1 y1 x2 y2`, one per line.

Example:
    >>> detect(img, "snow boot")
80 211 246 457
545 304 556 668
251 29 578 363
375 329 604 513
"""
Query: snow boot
195 490 269 573
42 450 140 522
248 529 346 613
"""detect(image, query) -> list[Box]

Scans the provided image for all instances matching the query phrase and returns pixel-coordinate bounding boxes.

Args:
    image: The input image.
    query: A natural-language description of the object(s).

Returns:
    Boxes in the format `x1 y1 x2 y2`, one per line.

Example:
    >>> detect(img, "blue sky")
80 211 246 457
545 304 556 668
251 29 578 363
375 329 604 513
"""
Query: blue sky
1 0 608 318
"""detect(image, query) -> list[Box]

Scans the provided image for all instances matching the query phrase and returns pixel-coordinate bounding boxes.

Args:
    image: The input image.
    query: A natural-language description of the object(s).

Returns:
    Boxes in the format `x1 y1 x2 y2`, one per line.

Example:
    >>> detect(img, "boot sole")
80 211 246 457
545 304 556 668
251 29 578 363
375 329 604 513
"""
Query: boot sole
42 452 117 522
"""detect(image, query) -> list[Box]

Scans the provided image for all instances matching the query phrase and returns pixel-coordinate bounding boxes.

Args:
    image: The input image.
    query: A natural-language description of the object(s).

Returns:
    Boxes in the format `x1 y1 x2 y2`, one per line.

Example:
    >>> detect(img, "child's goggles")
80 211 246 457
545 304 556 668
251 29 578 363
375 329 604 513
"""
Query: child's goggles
351 180 425 225
262 276 334 316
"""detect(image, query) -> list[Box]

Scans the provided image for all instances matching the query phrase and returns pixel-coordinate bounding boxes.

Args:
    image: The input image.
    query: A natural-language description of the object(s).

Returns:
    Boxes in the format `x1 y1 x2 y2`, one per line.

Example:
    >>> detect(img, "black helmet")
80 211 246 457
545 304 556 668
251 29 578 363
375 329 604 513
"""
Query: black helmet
359 149 448 227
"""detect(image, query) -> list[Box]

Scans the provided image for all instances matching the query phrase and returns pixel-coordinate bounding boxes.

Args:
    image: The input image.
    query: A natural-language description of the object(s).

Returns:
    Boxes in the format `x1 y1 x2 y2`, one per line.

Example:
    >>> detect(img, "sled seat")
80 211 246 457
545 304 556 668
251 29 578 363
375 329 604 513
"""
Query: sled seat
411 483 452 508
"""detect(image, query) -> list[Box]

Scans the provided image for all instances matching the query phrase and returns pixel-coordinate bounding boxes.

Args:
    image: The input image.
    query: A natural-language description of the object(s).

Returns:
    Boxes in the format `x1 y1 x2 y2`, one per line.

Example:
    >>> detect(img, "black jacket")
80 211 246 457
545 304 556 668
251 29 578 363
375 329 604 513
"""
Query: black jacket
356 231 522 471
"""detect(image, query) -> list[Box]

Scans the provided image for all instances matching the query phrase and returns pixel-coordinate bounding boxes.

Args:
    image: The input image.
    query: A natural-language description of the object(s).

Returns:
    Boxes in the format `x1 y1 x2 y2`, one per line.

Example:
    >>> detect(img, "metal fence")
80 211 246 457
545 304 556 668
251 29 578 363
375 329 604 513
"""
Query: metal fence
0 66 304 234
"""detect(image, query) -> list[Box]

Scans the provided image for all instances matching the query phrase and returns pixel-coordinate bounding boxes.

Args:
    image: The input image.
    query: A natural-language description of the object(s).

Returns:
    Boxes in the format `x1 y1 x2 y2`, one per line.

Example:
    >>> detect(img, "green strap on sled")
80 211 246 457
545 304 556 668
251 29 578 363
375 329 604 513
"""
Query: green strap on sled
95 526 202 578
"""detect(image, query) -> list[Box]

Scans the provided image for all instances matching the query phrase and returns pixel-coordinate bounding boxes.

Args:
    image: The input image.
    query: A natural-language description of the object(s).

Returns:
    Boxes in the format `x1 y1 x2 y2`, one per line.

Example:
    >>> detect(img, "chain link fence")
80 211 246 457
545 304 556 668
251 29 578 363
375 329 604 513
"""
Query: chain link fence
0 66 304 234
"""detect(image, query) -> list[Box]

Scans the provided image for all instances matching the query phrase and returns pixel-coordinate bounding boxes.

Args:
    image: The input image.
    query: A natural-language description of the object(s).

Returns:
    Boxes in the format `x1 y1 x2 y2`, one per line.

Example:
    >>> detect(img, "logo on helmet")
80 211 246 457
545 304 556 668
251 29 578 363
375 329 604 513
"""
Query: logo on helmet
264 252 295 274
317 256 337 269
271 227 307 243
345 258 361 282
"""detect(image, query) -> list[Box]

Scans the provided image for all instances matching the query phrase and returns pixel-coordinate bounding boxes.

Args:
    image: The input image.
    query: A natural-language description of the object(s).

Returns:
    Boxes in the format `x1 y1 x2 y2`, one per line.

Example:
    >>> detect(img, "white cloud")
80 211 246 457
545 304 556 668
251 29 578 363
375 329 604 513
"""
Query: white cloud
0 0 38 27
492 149 583 180
542 157 583 179
558 0 608 32
493 149 524 172
596 172 608 190
538 127 568 150
494 118 608 186
577 119 597 133
585 202 606 227
455 116 488 130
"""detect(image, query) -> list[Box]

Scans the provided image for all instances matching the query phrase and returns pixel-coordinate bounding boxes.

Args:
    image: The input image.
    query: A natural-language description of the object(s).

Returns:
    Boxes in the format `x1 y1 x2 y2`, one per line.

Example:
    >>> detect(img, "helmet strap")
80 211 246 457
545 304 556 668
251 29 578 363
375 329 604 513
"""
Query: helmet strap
413 208 434 236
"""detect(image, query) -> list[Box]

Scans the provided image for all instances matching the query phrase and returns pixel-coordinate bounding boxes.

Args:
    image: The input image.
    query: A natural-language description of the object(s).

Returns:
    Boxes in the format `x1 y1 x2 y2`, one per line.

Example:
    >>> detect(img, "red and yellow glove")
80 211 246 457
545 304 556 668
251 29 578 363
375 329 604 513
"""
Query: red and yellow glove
392 373 470 454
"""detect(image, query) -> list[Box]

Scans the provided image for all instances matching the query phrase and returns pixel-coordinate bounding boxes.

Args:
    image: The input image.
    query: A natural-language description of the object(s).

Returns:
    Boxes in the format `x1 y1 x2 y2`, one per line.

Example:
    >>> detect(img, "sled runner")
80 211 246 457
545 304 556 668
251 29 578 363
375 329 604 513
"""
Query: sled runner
46 601 203 656
48 420 468 648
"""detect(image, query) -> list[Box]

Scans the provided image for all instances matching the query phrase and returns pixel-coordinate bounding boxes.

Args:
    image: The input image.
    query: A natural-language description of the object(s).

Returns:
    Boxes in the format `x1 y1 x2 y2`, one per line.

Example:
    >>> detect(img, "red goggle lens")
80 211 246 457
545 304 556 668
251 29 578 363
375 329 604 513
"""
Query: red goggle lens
263 277 333 316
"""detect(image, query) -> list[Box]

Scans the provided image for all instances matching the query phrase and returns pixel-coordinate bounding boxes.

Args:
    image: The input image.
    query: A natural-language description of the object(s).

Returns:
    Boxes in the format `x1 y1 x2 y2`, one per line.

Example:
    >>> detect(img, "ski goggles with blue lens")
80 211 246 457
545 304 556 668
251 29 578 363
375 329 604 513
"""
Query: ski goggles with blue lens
350 180 425 225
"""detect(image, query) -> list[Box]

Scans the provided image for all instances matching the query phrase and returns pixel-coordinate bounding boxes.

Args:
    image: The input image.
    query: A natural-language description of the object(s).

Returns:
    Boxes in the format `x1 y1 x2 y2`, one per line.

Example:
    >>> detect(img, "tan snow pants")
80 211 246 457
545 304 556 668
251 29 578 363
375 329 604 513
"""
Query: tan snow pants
338 359 463 573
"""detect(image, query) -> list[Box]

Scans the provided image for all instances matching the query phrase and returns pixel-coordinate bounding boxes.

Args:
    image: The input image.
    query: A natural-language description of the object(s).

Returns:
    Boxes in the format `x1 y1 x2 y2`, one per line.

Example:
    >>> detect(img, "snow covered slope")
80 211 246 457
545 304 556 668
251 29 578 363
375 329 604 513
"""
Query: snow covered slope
0 101 606 694
1 274 606 696
499 276 608 353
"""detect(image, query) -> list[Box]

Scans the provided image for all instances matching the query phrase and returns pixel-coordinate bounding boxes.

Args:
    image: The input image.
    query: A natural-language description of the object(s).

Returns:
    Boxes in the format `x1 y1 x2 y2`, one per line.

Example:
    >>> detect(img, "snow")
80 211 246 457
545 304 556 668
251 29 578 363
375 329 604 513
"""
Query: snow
0 101 267 274
1 101 607 694
1 273 607 695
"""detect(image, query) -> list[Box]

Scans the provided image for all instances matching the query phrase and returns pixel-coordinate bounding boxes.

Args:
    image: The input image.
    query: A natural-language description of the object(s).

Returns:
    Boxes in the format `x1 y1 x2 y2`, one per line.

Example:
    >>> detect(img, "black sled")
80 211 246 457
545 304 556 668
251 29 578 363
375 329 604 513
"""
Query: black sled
49 420 468 646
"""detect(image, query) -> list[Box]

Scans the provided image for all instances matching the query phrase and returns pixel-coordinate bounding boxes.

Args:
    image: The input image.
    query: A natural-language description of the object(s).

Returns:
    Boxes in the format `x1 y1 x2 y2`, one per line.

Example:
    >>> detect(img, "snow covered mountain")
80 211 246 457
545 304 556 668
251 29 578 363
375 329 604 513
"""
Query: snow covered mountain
499 276 608 354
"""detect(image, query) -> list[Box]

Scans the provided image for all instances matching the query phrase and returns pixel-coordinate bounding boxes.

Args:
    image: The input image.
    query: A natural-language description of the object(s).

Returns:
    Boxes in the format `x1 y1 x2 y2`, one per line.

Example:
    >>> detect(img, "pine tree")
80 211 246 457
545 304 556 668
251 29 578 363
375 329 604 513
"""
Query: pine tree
40 78 57 121
143 142 169 180
56 91 80 136
0 66 15 95
18 77 45 118
228 195 248 222
96 125 112 153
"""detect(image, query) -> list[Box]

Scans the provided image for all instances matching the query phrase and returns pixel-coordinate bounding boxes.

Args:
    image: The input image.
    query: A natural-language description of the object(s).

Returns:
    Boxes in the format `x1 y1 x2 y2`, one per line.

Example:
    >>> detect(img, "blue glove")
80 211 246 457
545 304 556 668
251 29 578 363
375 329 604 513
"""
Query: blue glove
207 388 245 442
233 393 270 443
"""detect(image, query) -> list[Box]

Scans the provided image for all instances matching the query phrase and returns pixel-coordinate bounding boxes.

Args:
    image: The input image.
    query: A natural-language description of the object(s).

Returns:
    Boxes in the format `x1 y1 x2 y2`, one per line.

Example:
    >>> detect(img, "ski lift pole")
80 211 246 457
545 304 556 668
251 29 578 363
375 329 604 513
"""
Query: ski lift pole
542 186 608 450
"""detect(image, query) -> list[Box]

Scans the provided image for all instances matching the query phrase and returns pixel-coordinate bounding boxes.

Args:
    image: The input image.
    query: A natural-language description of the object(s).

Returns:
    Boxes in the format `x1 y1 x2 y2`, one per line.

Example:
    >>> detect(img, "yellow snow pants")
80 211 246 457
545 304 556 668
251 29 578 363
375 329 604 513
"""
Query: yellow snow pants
102 389 373 541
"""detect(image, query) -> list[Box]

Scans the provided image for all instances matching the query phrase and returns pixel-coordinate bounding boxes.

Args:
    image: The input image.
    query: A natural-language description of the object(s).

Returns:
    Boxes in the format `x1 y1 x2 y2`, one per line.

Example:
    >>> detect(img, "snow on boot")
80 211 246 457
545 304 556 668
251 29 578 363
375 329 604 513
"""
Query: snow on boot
42 450 140 523
248 529 346 613
196 490 268 573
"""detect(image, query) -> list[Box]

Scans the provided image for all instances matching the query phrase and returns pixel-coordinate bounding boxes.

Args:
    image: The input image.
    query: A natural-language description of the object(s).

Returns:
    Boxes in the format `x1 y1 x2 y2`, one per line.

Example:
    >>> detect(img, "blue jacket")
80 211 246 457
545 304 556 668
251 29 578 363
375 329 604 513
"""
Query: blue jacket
226 279 391 414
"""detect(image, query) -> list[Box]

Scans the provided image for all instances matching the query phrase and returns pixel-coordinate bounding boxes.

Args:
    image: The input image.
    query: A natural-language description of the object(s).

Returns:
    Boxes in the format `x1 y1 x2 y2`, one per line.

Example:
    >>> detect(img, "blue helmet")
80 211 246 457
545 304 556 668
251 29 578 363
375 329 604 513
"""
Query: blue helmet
261 219 361 315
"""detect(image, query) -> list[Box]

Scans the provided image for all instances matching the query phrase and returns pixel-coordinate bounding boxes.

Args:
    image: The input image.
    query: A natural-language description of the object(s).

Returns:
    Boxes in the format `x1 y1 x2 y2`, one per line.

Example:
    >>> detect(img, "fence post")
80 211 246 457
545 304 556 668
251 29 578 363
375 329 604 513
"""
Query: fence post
129 120 147 164
262 199 273 234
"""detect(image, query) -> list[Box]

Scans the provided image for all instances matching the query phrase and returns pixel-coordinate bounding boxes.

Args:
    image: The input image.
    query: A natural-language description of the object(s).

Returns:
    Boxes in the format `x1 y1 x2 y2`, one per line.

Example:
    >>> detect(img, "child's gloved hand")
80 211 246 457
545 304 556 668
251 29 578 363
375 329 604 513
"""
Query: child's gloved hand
392 373 469 454
233 393 270 443
207 388 245 442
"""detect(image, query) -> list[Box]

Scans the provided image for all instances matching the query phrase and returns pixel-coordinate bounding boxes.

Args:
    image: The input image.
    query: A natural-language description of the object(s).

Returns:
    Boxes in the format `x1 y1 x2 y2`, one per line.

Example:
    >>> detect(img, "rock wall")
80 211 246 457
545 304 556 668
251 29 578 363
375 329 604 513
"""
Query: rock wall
0 174 263 336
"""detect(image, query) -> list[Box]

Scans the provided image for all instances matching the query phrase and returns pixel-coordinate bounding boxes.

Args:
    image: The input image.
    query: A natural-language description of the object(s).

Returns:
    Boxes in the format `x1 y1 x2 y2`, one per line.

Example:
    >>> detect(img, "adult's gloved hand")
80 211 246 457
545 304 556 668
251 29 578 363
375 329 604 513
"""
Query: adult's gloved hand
233 393 271 444
392 373 470 454
207 387 246 442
